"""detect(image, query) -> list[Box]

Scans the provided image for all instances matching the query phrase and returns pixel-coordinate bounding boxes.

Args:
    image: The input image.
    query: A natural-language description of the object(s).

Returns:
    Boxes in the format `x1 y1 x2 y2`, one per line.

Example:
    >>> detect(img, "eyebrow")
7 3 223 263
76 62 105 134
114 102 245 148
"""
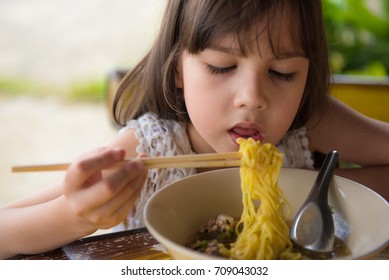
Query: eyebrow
208 46 306 59
274 51 306 59
208 46 244 56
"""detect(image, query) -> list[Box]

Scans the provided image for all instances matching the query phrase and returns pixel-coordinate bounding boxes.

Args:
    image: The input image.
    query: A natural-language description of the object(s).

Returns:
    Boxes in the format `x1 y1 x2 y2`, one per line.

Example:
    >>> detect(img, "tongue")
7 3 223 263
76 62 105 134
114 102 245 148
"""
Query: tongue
232 127 258 137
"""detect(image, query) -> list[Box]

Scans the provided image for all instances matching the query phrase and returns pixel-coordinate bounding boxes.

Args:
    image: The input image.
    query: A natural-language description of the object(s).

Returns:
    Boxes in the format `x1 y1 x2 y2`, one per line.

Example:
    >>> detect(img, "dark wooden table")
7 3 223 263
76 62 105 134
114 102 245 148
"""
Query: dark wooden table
8 228 170 260
8 227 389 260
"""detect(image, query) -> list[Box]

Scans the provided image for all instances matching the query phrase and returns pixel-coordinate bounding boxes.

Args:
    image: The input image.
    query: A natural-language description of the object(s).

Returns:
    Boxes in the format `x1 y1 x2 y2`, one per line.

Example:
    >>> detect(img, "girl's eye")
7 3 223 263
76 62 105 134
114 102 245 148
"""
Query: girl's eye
207 64 236 75
269 69 295 81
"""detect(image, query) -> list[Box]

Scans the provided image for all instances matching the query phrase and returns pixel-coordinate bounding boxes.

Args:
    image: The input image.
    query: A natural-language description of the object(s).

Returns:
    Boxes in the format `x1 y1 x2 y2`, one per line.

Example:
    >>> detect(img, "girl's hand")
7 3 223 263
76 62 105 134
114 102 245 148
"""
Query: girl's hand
62 147 147 233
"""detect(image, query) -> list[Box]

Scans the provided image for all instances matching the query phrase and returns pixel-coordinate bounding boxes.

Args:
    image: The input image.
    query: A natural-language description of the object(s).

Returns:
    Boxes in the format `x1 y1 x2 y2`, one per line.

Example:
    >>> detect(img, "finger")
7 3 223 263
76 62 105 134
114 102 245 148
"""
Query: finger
69 160 145 217
65 148 125 193
104 162 147 224
77 148 125 172
113 167 147 222
137 153 148 158
75 163 147 228
89 165 147 228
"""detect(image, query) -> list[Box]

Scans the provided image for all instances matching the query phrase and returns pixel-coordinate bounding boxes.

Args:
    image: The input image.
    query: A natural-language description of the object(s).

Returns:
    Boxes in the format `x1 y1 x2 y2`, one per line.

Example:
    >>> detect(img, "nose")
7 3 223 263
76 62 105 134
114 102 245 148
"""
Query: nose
234 73 268 110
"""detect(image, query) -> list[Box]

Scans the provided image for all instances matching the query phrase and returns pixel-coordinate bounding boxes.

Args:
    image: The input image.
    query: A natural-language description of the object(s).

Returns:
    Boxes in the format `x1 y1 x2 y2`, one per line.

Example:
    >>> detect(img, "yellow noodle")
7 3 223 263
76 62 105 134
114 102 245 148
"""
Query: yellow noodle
228 138 301 260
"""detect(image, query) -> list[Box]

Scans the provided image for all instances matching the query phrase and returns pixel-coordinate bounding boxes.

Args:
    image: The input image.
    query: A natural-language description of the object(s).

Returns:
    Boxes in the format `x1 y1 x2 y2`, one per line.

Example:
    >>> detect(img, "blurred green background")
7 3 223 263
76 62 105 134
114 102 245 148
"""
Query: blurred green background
324 0 389 76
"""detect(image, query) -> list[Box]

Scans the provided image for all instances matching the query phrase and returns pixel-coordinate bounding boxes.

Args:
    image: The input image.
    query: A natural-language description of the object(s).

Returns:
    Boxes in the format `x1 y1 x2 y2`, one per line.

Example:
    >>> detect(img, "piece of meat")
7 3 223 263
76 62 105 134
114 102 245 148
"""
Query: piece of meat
200 214 236 236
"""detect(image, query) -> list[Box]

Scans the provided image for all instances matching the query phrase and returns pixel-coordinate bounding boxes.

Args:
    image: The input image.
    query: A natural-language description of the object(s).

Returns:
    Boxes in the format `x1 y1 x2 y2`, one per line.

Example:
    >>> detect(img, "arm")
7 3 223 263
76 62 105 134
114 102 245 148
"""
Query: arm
306 96 389 200
306 96 389 165
0 130 146 259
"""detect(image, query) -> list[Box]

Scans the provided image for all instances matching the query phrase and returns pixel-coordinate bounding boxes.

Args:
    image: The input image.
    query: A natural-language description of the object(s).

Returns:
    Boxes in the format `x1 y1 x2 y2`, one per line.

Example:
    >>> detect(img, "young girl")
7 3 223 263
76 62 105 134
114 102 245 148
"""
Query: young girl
1 0 388 259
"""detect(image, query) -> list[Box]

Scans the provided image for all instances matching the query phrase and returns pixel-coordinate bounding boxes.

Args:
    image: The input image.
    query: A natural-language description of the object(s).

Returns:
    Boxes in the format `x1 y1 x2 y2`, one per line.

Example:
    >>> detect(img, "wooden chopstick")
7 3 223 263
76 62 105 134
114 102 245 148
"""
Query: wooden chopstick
11 152 241 172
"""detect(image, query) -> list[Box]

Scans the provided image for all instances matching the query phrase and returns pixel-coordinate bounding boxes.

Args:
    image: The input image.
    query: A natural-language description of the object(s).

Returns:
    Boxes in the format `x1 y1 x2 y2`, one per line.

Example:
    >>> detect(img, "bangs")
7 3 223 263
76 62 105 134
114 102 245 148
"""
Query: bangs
180 0 304 58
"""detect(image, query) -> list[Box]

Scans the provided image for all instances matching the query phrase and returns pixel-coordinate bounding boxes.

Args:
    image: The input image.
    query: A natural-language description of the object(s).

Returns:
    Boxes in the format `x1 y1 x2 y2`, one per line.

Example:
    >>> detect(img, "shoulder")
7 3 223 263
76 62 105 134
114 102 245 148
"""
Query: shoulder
105 127 139 159
106 113 193 158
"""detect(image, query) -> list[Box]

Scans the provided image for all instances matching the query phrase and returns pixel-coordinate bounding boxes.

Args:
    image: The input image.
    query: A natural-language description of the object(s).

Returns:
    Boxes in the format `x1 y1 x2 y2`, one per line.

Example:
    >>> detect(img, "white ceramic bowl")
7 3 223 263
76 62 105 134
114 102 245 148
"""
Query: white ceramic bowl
144 168 389 259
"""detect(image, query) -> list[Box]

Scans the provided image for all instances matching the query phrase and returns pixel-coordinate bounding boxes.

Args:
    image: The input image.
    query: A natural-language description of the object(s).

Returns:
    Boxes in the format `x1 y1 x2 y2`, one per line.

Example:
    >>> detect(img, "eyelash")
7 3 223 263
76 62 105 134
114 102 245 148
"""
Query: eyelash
269 70 295 81
206 64 295 82
206 64 236 75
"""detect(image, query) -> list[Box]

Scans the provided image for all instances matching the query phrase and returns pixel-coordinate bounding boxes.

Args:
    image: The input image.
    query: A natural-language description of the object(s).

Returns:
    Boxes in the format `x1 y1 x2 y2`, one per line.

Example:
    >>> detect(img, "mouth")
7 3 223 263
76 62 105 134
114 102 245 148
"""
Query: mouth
229 126 264 145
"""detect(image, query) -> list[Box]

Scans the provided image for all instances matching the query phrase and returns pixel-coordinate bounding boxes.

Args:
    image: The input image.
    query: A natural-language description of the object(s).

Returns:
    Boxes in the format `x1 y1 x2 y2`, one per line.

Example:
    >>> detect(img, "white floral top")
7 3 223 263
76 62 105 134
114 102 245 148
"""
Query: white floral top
114 113 314 231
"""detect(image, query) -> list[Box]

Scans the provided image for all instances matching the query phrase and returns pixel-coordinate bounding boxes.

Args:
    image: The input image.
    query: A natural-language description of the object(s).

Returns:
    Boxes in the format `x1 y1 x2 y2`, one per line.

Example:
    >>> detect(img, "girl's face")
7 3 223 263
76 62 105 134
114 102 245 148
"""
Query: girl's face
177 19 309 154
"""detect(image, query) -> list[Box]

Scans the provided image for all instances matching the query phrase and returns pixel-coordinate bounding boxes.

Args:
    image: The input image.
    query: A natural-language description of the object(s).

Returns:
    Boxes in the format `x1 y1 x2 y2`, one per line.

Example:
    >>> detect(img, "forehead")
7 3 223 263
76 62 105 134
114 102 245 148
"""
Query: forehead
212 12 304 58
181 0 302 56
180 0 301 53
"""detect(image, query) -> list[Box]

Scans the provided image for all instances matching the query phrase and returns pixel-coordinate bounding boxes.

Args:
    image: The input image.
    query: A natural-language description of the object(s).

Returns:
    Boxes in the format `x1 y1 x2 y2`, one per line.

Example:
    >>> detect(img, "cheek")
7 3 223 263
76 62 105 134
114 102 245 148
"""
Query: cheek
184 89 220 125
270 87 305 143
280 74 308 118
182 65 224 120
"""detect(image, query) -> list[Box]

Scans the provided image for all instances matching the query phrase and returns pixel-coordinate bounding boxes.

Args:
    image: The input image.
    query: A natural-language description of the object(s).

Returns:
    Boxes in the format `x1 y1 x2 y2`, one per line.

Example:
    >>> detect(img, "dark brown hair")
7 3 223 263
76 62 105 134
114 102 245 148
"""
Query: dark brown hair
113 0 330 130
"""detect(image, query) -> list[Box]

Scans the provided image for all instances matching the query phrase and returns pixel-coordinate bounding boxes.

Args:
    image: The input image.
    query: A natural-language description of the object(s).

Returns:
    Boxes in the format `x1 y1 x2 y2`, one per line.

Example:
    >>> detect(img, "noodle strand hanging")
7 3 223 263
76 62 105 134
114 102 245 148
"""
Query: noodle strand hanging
228 138 301 260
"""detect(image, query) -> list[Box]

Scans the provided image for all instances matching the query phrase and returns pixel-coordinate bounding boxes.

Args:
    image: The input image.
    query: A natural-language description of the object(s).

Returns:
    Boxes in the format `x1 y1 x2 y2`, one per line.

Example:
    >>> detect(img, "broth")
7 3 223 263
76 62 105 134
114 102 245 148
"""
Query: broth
186 215 351 260
295 237 351 260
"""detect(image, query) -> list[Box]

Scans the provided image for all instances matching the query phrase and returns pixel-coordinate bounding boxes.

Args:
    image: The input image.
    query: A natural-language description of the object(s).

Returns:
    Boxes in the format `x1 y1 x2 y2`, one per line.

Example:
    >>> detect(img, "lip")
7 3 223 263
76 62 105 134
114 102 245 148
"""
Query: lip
229 122 264 145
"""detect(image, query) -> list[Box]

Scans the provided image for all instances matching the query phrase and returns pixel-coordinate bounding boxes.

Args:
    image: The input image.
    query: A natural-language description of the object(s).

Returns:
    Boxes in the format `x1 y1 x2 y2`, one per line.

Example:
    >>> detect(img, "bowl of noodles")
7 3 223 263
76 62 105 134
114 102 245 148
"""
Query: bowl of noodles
144 140 389 260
